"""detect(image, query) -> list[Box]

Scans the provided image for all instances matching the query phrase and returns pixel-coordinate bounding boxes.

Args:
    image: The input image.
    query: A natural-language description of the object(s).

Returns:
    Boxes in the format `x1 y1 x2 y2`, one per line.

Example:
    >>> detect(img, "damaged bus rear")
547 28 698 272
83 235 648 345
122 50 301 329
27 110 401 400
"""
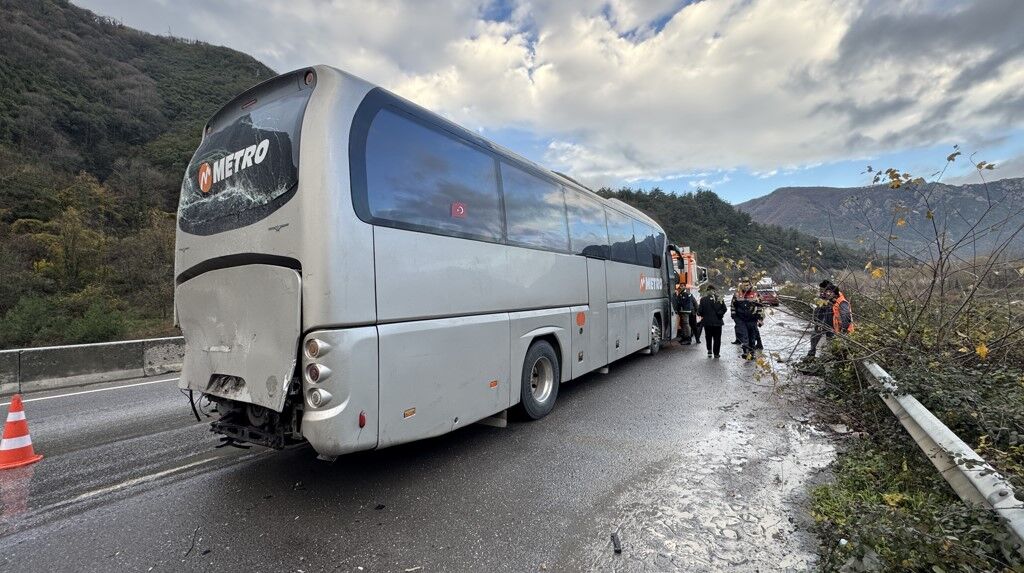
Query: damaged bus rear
175 66 379 454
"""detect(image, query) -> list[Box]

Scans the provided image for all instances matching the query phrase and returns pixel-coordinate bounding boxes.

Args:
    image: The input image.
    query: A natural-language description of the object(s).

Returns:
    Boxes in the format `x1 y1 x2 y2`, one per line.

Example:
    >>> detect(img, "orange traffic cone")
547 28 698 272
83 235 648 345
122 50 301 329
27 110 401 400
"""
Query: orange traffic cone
0 395 43 469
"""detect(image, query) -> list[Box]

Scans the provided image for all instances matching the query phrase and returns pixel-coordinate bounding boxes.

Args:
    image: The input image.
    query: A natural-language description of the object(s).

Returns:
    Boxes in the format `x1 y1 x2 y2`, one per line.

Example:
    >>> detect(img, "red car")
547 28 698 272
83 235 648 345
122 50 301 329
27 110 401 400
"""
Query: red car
758 288 780 306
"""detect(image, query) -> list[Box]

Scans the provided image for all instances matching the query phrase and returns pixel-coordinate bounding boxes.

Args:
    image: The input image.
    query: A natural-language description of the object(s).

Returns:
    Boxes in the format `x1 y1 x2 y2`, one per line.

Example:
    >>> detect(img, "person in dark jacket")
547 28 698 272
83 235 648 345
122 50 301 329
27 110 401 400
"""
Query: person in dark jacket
806 280 834 358
674 284 692 343
689 292 702 344
731 281 763 360
696 285 727 358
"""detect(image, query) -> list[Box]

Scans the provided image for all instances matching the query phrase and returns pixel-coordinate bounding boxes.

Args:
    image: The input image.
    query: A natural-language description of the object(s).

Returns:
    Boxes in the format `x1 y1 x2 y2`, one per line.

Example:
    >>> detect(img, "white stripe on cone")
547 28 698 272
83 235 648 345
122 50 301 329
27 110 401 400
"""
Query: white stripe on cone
0 435 33 450
6 411 25 422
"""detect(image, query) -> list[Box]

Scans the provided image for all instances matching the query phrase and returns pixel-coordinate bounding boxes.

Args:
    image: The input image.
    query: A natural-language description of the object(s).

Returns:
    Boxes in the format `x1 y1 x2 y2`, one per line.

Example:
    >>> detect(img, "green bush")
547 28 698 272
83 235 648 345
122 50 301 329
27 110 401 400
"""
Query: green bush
64 298 125 344
0 296 59 347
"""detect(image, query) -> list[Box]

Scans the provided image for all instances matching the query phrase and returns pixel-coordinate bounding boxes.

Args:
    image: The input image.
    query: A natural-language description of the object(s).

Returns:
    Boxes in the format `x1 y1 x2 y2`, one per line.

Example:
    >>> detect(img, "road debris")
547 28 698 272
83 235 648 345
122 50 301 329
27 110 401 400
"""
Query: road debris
611 532 622 554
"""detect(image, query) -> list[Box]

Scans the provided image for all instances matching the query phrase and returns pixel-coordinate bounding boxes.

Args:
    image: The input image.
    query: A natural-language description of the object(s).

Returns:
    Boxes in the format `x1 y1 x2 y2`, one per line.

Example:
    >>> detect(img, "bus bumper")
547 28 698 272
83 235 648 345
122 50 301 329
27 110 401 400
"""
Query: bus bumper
300 326 379 456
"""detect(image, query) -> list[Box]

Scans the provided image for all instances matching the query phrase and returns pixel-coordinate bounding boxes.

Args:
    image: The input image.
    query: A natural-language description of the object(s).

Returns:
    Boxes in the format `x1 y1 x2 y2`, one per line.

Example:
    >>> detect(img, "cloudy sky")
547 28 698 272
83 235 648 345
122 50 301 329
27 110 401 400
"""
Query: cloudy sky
75 0 1024 203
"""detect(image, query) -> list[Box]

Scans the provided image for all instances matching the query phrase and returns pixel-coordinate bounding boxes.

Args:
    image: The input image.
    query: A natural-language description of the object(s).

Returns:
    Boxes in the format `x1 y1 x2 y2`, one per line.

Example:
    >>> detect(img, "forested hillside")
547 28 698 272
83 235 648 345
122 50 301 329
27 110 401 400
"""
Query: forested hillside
0 0 274 347
600 187 858 279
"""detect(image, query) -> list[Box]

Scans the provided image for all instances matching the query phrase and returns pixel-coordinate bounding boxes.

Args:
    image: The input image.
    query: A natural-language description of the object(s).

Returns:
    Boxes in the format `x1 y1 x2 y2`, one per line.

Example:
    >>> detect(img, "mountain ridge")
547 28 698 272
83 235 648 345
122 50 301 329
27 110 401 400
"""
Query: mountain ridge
737 177 1024 253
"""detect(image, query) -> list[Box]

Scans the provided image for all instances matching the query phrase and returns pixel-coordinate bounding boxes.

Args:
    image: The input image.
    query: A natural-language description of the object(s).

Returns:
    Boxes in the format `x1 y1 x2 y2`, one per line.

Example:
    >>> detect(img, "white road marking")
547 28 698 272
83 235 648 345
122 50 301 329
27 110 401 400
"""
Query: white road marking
1 377 180 407
72 457 215 502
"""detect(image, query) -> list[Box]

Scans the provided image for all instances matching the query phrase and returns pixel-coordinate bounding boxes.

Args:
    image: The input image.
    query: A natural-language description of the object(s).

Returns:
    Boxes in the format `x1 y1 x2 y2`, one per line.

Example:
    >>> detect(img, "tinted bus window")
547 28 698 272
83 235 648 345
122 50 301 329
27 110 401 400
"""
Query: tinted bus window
179 80 311 235
365 109 502 241
607 209 637 264
502 163 569 251
566 189 608 258
634 221 660 268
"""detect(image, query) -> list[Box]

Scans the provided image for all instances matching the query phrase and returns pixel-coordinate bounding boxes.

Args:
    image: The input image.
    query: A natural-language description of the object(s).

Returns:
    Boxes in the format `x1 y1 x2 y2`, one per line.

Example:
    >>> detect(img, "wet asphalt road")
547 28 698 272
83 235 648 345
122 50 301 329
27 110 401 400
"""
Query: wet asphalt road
0 310 831 572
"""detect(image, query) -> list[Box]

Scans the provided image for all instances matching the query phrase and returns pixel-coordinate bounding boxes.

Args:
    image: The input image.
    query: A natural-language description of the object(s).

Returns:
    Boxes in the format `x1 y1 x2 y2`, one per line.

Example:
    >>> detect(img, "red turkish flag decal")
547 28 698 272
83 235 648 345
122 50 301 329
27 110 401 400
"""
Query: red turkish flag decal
451 201 467 218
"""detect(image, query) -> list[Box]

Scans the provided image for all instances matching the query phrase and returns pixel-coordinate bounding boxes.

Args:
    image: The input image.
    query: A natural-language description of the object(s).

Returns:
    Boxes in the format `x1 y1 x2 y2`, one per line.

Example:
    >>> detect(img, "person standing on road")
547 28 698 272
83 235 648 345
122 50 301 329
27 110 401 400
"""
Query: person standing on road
697 284 727 358
731 283 743 345
806 280 835 359
688 290 702 345
674 284 693 343
731 280 763 360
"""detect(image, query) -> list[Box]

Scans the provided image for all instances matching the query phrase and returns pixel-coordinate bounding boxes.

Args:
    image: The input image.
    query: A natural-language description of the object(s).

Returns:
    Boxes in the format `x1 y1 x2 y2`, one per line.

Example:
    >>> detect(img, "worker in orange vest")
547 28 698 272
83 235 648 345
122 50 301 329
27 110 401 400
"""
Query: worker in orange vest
829 284 854 335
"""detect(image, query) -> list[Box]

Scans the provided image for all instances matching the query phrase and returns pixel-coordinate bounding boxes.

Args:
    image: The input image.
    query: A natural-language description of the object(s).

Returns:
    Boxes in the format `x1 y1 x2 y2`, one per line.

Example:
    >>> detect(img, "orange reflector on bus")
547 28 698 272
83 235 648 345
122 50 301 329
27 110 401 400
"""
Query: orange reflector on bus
403 407 416 419
489 380 498 389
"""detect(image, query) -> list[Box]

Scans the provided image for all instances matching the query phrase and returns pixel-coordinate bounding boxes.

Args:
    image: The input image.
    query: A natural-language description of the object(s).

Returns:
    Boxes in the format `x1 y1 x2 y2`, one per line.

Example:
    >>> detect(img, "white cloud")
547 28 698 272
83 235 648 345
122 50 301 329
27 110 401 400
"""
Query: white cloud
74 0 1024 188
688 173 731 189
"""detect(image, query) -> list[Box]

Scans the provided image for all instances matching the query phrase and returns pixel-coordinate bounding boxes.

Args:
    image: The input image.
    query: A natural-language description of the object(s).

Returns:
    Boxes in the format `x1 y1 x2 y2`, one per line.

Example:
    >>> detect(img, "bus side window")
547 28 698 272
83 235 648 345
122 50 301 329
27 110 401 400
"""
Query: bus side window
364 108 503 242
566 189 609 259
606 209 637 265
501 163 570 251
633 221 659 268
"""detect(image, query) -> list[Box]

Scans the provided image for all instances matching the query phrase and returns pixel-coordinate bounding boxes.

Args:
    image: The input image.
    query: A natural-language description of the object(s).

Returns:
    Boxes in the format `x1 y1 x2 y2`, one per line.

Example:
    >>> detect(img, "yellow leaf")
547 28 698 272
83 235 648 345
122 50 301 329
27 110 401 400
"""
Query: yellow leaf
810 266 818 273
926 210 934 220
871 268 885 279
976 343 989 360
864 260 873 270
882 492 907 507
896 217 906 227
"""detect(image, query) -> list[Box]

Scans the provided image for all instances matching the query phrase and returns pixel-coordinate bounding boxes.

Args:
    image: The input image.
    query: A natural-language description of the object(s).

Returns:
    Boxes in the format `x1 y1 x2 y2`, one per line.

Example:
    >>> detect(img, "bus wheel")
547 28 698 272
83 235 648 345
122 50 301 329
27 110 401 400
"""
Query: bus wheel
648 316 662 355
518 340 560 420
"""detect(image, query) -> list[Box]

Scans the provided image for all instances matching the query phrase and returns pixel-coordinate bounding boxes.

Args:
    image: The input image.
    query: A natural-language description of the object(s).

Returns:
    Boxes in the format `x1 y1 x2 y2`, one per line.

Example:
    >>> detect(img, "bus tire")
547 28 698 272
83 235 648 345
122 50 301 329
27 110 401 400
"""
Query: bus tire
517 340 560 420
648 315 662 355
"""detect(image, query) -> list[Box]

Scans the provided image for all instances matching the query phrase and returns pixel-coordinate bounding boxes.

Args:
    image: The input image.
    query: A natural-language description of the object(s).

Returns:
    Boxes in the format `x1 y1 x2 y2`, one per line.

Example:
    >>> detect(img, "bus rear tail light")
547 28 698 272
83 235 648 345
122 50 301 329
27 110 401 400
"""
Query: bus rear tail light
309 389 332 408
306 363 330 383
305 338 330 359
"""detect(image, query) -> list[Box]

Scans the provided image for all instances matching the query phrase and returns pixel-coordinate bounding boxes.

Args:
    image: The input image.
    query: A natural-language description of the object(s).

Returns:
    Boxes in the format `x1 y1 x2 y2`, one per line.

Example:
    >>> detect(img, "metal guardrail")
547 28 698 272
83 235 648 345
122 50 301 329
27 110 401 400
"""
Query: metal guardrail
861 361 1024 553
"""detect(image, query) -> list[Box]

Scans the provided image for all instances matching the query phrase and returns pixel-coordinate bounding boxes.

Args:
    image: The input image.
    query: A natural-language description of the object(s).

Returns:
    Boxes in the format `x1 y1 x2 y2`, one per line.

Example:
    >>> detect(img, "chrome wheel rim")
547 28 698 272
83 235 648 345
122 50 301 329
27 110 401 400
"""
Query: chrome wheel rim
530 356 554 403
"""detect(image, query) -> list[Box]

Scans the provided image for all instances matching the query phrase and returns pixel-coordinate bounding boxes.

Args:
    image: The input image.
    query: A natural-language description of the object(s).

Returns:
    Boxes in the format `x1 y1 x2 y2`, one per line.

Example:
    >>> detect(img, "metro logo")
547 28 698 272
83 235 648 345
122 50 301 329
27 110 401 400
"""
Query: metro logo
197 139 271 191
639 273 663 293
197 162 213 194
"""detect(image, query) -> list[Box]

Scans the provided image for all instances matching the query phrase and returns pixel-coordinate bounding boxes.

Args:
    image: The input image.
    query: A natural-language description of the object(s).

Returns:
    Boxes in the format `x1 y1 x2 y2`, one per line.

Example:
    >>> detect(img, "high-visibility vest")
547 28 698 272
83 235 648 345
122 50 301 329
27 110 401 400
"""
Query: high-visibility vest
832 292 855 333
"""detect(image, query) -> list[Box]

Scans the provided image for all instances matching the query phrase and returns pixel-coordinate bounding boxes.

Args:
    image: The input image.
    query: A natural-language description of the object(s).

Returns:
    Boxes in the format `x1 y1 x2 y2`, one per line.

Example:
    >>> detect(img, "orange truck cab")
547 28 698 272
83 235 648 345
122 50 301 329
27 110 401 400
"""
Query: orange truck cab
668 245 709 337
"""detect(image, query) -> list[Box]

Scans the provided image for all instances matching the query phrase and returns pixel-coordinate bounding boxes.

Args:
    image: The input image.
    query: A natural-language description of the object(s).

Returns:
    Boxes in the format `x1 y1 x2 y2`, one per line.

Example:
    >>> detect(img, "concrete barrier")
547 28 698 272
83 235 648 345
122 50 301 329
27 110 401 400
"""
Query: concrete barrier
0 350 18 395
0 337 184 395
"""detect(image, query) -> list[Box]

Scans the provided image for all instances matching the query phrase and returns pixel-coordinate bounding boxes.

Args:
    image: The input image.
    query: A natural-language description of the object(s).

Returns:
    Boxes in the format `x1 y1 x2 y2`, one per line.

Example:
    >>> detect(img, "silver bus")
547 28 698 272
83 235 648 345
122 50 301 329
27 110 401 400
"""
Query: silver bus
175 66 676 457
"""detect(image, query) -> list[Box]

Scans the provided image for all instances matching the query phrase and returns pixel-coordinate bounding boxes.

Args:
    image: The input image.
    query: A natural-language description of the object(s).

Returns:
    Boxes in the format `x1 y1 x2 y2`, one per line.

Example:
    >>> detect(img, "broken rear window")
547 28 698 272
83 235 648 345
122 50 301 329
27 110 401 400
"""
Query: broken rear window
178 72 313 235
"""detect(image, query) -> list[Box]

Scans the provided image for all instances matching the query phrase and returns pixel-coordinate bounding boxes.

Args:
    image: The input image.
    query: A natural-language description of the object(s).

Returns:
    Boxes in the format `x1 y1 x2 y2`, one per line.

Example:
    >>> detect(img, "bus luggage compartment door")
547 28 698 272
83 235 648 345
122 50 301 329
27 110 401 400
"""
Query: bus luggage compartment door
175 264 301 413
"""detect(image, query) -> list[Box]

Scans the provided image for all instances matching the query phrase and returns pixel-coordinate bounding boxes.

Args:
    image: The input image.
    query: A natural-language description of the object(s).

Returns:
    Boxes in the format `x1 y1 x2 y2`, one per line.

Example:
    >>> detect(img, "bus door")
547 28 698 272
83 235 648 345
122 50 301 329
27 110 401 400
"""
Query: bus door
667 244 682 337
583 258 608 373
